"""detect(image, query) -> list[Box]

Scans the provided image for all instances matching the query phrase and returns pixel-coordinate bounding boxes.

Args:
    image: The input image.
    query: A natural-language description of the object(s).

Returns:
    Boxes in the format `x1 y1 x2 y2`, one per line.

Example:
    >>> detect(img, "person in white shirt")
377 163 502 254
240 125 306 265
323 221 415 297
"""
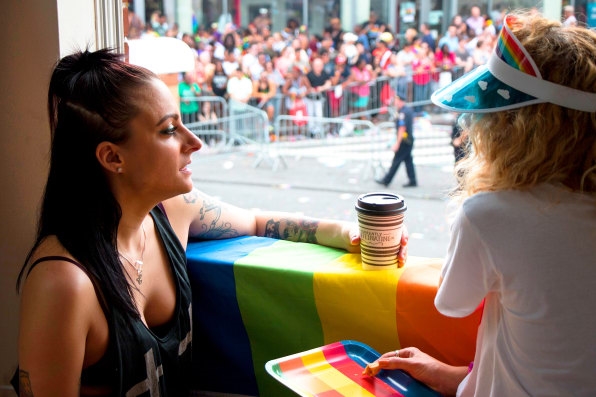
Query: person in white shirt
465 6 485 36
563 5 578 26
368 11 596 396
241 41 260 76
226 67 253 103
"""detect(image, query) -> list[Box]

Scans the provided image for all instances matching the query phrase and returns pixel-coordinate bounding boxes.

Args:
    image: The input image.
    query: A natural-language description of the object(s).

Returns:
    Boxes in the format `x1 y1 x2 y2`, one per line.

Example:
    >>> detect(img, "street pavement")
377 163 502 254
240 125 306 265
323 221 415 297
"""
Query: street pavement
189 115 458 260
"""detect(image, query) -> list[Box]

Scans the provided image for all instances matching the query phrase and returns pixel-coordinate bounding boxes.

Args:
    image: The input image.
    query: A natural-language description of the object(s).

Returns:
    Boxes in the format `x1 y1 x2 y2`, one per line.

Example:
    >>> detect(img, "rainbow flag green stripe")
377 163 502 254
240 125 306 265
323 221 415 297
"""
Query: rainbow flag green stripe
234 239 346 396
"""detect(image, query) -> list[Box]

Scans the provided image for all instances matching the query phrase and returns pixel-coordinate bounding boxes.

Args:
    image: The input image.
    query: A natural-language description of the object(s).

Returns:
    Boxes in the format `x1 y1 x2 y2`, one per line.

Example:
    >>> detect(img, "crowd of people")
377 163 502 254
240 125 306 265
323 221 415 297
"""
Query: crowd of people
129 7 511 126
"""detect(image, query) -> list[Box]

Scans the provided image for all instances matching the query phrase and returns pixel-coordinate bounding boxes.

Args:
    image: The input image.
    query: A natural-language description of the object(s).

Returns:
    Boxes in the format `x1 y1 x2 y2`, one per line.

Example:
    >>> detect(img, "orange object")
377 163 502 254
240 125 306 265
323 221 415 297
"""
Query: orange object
396 262 483 366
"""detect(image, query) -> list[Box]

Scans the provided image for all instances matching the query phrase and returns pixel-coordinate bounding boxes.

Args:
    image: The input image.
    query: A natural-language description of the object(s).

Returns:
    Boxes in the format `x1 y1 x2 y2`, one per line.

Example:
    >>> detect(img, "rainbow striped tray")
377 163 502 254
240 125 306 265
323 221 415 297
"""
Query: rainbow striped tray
265 340 441 396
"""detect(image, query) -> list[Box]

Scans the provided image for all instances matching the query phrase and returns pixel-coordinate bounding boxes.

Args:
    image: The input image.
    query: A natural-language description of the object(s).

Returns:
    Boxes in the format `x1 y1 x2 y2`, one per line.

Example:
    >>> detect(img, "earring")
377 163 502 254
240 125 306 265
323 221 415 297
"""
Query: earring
117 167 123 173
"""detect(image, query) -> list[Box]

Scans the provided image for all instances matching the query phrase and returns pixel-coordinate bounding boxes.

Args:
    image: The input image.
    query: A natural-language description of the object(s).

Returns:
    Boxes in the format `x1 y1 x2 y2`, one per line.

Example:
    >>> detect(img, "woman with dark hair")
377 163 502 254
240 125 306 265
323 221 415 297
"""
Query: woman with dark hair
14 49 409 396
221 31 237 53
209 59 228 99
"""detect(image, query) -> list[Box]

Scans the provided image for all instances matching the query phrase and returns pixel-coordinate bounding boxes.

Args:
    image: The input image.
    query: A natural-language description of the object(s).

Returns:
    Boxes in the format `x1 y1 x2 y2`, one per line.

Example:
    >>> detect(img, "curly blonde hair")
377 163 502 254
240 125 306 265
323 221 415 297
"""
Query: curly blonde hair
454 12 596 200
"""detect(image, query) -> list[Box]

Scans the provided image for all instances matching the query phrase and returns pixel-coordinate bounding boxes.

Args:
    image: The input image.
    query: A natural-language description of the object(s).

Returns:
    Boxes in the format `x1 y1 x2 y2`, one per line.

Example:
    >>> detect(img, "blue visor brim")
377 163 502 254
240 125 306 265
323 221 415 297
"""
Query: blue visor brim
430 65 543 113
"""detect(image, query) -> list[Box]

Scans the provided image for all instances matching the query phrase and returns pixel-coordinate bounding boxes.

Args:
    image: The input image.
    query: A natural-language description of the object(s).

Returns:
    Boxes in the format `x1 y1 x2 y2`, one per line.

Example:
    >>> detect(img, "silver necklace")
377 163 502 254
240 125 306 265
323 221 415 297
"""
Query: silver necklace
119 222 146 286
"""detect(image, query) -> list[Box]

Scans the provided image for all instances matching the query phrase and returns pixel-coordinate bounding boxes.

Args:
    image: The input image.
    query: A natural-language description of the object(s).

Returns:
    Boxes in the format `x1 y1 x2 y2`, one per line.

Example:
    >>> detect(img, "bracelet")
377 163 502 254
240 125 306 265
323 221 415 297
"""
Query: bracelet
467 361 474 373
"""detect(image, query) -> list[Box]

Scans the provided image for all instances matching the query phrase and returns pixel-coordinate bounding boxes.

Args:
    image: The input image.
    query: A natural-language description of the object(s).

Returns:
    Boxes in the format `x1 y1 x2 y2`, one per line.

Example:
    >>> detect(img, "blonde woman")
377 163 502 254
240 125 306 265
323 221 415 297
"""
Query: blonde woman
368 12 596 396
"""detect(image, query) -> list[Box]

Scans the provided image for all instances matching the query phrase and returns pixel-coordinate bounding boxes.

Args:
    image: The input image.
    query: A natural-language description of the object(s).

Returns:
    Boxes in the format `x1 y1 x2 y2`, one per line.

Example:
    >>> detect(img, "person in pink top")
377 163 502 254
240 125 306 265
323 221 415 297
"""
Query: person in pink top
412 41 434 111
345 55 376 114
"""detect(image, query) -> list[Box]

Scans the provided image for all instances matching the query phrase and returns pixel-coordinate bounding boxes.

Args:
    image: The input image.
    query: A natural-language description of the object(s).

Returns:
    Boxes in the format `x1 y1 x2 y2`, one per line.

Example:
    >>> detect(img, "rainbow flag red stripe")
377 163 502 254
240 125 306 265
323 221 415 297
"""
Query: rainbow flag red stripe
495 16 539 77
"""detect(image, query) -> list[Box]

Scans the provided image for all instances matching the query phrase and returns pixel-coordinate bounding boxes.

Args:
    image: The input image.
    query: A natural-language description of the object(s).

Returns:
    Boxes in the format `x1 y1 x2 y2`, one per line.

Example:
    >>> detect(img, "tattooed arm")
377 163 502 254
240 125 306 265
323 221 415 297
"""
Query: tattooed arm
162 188 362 252
164 188 408 257
255 212 361 253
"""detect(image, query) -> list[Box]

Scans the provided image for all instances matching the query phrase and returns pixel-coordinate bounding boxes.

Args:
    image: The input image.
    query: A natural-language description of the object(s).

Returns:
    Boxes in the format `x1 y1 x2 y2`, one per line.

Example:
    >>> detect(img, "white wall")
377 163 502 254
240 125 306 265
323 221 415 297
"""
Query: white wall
57 0 97 56
0 0 95 394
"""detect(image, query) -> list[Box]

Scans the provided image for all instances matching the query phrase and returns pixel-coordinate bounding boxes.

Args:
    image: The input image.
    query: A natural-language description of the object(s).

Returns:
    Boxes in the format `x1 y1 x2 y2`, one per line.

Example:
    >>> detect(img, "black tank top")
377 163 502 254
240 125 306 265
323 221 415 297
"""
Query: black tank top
12 206 193 396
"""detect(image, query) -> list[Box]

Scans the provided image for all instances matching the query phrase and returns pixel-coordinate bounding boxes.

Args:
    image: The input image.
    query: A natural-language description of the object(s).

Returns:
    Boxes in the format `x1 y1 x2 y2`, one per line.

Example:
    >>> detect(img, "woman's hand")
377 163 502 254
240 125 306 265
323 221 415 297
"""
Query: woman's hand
373 347 468 397
346 224 409 267
344 223 361 253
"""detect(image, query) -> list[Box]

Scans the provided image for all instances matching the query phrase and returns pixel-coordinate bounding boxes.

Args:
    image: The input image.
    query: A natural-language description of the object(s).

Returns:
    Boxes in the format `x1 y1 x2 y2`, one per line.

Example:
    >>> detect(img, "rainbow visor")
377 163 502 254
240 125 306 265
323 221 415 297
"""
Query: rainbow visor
431 14 596 113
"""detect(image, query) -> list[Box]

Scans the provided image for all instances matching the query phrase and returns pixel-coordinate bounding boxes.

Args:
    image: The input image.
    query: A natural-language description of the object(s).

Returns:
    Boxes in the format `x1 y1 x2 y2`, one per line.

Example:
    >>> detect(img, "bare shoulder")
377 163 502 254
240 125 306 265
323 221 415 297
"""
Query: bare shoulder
23 237 97 305
19 237 102 395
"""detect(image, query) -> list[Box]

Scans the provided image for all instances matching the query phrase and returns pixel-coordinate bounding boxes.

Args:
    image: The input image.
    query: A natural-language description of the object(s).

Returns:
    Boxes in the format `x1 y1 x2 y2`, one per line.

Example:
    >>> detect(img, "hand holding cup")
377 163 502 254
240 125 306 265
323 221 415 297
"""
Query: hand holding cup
355 192 407 270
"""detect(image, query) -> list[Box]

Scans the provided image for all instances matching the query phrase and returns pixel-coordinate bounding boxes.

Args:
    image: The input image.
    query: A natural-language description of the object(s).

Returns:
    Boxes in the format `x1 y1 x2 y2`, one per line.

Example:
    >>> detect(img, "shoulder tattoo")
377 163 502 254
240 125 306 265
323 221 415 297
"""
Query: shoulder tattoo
264 218 319 244
194 196 239 239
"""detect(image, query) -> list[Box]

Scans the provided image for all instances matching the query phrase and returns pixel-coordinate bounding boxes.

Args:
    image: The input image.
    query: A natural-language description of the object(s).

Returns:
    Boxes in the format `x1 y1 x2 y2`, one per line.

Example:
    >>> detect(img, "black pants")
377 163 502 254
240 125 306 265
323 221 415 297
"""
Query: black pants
382 142 417 185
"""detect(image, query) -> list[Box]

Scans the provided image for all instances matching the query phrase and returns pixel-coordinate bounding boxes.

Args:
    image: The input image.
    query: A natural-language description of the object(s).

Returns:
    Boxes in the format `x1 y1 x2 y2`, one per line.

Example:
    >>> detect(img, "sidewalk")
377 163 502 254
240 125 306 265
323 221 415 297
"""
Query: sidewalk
192 149 457 202
191 111 458 202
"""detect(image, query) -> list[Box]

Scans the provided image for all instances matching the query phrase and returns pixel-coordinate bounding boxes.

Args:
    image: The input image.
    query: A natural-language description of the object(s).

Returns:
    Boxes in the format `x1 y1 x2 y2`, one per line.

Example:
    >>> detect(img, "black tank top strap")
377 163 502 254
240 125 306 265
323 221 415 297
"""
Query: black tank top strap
28 255 83 273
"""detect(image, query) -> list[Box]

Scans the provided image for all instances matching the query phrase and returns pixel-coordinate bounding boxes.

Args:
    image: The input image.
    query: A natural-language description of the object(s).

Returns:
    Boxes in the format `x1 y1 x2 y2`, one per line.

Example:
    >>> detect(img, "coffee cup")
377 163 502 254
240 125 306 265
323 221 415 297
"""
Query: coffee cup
355 192 407 270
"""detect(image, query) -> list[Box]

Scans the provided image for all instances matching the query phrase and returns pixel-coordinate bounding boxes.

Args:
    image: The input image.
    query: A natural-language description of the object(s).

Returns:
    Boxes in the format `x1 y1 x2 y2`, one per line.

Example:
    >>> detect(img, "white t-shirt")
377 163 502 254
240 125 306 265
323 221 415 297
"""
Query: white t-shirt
435 184 596 396
226 76 253 103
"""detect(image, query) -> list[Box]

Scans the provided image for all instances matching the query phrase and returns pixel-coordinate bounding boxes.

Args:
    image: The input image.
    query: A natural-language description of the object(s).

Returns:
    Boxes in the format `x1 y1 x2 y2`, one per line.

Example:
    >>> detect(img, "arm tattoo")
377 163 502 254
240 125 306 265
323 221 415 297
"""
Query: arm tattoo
264 219 319 244
19 369 34 397
193 197 239 239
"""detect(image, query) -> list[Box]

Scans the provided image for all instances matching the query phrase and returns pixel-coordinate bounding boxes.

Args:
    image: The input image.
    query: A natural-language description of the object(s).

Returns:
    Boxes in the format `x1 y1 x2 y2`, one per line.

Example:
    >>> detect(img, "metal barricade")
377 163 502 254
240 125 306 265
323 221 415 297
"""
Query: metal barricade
181 67 464 171
184 97 271 165
271 68 461 129
184 96 228 151
226 99 277 169
226 99 269 147
271 116 396 175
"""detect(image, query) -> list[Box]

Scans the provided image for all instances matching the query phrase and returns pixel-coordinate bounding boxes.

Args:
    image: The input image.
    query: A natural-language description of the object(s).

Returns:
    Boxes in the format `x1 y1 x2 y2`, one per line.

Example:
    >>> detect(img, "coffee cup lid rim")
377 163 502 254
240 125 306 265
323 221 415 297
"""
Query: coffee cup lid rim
355 192 407 214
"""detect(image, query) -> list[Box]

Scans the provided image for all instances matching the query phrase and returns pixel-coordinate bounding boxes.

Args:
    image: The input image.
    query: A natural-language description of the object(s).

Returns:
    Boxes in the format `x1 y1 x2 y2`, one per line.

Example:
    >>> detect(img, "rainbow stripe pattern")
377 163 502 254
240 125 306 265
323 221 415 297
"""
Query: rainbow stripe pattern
430 13 541 112
494 15 540 77
187 236 481 396
266 340 440 396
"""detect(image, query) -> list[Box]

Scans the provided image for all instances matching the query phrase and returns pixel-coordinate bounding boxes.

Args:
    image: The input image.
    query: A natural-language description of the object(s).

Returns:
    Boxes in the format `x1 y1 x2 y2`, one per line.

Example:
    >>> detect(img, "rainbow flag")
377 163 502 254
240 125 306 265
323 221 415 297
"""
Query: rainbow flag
187 236 480 396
